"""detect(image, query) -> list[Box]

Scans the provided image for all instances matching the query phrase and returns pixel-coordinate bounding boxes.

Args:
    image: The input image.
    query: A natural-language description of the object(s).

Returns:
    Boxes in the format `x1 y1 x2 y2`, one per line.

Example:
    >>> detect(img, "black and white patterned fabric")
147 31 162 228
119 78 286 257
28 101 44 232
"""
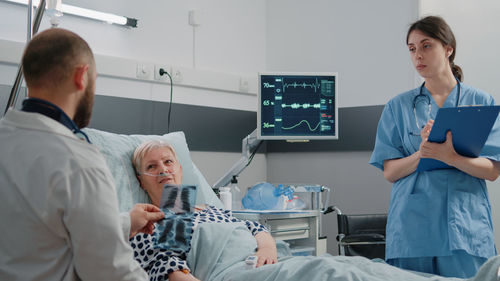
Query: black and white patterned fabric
130 206 267 281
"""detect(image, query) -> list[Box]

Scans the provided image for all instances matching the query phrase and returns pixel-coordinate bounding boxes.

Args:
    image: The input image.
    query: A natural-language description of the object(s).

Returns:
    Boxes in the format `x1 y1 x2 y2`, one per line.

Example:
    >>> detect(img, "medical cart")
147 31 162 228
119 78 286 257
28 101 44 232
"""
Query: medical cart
232 184 331 256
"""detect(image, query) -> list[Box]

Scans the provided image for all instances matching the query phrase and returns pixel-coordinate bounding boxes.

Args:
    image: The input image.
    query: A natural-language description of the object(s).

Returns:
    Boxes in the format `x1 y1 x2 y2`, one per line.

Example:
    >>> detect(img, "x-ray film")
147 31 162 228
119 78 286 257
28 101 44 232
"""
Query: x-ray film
153 185 197 252
159 184 197 214
153 212 194 252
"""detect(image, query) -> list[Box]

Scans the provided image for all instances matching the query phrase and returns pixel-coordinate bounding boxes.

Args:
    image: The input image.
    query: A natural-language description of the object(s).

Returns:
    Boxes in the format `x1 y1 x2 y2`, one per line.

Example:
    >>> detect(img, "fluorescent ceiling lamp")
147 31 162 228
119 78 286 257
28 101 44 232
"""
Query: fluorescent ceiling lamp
2 0 138 27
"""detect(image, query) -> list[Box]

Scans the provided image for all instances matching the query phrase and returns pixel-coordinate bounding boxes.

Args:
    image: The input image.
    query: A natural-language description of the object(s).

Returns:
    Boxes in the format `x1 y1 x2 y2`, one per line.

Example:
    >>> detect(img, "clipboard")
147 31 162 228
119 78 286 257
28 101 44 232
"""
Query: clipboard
417 105 500 172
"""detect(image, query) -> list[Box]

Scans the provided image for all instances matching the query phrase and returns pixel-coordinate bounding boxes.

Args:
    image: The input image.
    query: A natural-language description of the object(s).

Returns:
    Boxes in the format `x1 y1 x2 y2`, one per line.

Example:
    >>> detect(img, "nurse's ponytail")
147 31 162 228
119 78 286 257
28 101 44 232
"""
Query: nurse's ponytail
407 16 463 82
451 62 463 82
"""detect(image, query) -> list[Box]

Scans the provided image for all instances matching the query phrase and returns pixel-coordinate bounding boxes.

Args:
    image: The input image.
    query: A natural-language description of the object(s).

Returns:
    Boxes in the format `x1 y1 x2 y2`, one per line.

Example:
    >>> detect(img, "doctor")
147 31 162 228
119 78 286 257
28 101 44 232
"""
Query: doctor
0 28 164 280
370 16 500 278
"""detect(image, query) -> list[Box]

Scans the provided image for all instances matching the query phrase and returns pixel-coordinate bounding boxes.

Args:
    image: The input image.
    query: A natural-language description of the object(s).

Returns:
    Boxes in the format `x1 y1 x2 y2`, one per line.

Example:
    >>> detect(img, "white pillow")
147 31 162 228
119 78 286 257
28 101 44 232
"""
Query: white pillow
83 128 223 211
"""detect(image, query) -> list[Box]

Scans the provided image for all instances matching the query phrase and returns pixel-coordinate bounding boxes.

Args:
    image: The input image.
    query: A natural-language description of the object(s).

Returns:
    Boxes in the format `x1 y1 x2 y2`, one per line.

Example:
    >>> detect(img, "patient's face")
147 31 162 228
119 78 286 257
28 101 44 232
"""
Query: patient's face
137 147 183 207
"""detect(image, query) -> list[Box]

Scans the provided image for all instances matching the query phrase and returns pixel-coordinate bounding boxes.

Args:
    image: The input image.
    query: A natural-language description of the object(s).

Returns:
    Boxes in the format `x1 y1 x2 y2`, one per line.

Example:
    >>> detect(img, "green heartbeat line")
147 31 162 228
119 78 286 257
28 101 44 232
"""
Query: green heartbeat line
282 120 321 131
283 79 321 93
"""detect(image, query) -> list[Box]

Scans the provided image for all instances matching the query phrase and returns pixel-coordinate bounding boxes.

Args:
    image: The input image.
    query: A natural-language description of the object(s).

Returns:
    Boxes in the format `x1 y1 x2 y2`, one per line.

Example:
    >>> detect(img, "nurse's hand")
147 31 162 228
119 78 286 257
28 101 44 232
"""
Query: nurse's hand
420 131 457 164
420 119 434 141
129 203 165 238
418 119 434 156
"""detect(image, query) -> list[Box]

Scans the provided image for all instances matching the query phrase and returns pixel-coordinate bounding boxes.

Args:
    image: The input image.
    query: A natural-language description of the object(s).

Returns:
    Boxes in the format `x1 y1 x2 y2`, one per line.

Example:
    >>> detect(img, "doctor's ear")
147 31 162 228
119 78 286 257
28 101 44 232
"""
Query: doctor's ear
73 64 89 91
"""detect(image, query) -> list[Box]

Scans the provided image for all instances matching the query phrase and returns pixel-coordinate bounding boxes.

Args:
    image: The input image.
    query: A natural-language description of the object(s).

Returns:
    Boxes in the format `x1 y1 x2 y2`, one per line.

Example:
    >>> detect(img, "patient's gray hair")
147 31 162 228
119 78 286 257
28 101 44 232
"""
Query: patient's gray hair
132 140 179 175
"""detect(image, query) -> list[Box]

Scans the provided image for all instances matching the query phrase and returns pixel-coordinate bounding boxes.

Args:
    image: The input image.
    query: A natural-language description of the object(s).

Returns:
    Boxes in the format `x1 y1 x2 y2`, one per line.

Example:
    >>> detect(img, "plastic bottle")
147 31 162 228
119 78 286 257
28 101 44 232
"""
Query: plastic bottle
230 176 242 210
219 187 232 210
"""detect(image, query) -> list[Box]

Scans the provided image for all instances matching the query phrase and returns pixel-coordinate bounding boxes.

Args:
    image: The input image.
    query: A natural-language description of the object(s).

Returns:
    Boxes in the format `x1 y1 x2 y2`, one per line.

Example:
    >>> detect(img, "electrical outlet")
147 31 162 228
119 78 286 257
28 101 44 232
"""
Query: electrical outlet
171 67 183 83
154 65 171 81
136 63 152 79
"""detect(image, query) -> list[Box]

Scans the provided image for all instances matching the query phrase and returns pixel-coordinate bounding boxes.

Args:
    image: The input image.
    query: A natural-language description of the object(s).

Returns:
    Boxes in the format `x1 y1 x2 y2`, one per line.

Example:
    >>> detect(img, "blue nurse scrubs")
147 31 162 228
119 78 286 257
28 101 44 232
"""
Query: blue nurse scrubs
369 83 500 277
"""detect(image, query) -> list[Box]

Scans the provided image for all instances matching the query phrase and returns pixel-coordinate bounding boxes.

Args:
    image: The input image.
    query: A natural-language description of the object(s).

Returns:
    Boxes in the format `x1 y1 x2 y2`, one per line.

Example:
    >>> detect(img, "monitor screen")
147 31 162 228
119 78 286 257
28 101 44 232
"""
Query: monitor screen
257 72 338 140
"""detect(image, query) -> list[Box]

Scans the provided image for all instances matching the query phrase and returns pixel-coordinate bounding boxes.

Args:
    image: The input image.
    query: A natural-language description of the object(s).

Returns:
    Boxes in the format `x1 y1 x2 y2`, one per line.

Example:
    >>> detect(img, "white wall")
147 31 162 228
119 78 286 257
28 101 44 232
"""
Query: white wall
421 0 500 257
0 0 267 111
420 0 500 102
0 0 267 74
266 0 419 108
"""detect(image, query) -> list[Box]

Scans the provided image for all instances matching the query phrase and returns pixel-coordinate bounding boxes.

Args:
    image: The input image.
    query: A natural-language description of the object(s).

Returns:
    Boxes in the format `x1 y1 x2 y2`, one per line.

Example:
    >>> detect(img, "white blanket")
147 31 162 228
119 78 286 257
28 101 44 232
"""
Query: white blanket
187 222 498 281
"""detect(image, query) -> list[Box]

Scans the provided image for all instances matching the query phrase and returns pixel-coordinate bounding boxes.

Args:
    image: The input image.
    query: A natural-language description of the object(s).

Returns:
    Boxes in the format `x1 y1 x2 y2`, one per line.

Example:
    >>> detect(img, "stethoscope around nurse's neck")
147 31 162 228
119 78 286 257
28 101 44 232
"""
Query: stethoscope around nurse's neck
413 76 461 129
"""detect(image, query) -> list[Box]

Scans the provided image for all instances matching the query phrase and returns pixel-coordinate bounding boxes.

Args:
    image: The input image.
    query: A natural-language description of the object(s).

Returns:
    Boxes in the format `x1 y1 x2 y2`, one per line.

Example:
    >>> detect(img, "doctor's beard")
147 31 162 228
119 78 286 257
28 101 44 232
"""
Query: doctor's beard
73 77 95 128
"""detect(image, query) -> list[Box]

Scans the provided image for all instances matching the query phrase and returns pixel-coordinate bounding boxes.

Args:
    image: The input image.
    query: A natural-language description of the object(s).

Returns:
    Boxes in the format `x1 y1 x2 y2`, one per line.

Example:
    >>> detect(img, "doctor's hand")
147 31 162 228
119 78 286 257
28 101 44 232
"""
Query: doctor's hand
168 271 200 281
420 131 458 164
129 203 165 238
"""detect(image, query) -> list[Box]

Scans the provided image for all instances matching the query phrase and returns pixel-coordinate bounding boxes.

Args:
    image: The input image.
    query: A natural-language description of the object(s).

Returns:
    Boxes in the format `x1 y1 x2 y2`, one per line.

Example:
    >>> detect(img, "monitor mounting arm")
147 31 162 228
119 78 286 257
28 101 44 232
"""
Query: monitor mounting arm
212 129 262 189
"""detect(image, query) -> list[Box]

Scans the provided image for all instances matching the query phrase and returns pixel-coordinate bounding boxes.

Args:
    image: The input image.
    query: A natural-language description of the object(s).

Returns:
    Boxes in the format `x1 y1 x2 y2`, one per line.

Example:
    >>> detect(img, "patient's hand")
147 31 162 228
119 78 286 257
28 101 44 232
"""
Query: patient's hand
168 271 200 281
129 203 165 238
255 247 278 267
254 232 278 267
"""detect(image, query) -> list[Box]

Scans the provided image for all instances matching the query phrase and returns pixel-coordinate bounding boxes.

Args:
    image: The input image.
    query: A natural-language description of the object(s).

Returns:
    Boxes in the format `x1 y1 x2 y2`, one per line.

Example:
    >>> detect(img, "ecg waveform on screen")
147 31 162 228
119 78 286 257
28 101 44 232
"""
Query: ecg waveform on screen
282 120 321 132
283 79 321 93
281 103 321 109
263 78 334 96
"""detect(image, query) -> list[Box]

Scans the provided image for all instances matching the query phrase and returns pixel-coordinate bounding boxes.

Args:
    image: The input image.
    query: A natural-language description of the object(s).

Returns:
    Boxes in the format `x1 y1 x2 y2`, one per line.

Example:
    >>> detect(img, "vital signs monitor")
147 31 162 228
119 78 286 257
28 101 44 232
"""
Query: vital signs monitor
257 72 338 140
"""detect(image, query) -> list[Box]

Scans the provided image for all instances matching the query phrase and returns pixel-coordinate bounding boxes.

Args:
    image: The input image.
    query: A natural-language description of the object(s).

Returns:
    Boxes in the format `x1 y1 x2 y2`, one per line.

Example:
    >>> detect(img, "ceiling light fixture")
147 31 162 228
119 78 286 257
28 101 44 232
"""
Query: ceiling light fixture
2 0 138 27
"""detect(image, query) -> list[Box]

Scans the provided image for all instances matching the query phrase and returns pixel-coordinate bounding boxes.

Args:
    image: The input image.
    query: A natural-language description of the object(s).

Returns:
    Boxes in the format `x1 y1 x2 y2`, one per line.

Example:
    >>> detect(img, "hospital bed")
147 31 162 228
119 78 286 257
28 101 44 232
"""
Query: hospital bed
82 128 224 212
83 127 500 281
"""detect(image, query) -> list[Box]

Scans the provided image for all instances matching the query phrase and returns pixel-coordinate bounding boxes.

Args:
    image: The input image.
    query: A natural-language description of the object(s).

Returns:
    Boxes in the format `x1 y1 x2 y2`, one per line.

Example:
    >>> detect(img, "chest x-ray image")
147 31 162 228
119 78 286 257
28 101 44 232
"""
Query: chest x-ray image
153 185 197 253
159 184 197 214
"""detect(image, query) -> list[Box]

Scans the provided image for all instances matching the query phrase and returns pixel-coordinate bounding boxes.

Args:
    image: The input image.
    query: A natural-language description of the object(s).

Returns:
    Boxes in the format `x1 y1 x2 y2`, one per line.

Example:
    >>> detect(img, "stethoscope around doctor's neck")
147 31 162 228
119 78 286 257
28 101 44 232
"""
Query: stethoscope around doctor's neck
413 76 461 129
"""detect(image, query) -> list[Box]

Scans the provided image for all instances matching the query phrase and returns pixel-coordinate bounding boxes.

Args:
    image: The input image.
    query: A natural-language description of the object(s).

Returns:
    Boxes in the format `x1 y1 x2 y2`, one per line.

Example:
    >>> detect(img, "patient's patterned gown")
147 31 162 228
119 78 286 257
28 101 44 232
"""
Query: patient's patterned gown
129 206 267 281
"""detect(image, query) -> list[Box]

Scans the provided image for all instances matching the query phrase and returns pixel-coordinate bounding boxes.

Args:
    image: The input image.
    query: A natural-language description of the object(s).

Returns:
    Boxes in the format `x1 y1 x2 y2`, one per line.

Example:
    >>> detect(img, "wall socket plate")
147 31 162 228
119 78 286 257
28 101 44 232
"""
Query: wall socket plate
154 65 171 82
239 77 249 93
171 67 183 83
136 63 153 79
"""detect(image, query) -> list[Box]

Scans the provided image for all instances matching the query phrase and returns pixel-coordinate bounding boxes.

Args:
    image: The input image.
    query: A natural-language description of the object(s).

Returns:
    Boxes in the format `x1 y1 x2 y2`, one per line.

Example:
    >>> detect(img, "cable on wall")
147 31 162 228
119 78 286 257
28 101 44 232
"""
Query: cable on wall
159 68 173 133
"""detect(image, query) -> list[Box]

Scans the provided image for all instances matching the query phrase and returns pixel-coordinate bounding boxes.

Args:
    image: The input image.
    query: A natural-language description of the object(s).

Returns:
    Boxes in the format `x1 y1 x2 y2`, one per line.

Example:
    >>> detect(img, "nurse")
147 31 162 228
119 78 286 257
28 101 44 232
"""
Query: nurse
370 16 500 278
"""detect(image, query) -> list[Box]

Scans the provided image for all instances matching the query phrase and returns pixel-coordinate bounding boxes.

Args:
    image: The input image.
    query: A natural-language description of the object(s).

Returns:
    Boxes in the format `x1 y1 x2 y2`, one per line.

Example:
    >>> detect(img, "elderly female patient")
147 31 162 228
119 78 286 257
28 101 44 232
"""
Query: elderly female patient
129 140 500 281
130 140 277 281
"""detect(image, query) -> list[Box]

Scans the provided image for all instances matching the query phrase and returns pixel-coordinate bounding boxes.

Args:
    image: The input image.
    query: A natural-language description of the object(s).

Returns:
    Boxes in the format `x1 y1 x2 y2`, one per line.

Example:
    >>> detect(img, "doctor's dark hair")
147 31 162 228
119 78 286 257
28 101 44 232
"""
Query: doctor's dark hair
22 28 95 89
406 16 463 82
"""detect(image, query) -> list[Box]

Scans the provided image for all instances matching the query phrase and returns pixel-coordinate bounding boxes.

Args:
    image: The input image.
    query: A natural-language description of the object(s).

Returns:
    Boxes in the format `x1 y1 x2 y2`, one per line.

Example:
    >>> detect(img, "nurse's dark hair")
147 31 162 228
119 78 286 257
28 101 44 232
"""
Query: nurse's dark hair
22 28 94 89
406 15 463 82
